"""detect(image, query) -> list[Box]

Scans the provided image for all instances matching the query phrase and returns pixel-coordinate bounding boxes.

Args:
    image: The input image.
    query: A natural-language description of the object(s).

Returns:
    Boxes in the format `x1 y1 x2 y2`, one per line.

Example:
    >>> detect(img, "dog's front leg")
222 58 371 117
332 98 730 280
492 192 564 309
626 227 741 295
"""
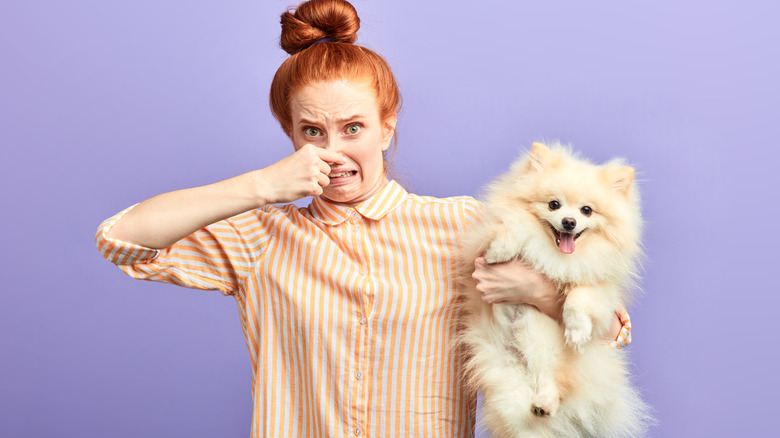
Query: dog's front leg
562 285 601 354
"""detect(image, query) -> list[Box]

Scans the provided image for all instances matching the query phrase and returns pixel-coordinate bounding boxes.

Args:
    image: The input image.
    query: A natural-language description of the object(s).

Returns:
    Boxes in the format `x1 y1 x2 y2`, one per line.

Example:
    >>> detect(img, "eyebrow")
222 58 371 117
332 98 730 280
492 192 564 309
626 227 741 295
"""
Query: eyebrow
297 115 366 126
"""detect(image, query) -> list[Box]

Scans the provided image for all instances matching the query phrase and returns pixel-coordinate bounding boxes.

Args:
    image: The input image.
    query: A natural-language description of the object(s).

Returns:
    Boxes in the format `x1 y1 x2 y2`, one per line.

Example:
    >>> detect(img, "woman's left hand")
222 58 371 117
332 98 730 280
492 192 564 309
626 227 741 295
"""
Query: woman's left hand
472 257 562 319
473 257 627 344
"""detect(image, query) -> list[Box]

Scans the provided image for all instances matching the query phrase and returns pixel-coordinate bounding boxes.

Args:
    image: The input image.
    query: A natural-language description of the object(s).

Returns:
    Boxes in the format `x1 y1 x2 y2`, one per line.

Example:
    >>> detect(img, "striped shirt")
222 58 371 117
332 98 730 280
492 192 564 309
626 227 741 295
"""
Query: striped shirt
96 181 481 437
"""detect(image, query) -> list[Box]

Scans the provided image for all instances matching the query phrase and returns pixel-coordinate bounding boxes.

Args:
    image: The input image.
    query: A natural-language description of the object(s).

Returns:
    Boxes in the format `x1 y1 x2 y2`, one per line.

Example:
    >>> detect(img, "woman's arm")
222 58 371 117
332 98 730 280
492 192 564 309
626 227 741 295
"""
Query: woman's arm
108 145 345 249
472 256 562 319
471 257 626 343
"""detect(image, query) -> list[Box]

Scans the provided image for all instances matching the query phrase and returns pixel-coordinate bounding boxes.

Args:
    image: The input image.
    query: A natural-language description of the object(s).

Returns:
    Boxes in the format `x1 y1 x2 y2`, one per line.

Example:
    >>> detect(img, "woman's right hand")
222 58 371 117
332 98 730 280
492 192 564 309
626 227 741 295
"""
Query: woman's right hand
255 144 346 205
107 145 345 249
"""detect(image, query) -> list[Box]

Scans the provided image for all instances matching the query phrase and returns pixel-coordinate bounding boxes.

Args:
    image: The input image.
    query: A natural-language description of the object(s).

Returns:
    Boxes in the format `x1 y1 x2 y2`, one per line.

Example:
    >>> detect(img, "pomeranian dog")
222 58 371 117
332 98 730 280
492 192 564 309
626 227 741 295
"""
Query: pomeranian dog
457 142 651 437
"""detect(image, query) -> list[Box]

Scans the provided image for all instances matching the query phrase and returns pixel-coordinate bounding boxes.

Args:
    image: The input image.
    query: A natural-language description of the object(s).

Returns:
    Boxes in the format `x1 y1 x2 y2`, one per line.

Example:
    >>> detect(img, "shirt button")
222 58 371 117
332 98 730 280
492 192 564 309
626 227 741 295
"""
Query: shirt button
359 317 367 325
355 427 362 436
356 372 363 379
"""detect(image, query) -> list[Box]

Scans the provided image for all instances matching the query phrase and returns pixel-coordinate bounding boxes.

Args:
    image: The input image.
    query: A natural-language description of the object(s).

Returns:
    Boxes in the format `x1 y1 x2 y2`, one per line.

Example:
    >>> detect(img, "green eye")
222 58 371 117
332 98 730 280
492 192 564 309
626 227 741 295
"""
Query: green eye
346 124 361 134
304 127 320 136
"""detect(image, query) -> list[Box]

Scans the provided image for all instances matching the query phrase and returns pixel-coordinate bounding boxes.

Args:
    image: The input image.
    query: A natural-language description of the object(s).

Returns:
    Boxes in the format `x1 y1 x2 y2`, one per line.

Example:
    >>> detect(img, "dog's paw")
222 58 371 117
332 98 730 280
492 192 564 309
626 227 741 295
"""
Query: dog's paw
564 312 593 354
531 388 560 418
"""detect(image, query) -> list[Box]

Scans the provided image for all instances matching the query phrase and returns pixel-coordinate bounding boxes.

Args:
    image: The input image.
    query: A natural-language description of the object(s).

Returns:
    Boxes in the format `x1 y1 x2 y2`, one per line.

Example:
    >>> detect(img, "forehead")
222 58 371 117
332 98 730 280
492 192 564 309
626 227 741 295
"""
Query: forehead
290 80 379 121
536 163 605 202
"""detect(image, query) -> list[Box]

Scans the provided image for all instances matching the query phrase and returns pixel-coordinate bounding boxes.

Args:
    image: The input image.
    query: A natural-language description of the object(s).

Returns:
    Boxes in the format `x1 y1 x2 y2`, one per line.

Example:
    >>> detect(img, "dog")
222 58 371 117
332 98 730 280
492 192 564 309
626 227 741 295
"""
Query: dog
457 142 651 437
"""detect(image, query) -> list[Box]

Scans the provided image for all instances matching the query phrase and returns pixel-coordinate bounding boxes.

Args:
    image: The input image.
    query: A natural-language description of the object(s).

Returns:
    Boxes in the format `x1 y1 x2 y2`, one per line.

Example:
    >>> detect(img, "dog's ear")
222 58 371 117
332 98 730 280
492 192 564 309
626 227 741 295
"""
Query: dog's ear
528 142 550 171
603 166 635 194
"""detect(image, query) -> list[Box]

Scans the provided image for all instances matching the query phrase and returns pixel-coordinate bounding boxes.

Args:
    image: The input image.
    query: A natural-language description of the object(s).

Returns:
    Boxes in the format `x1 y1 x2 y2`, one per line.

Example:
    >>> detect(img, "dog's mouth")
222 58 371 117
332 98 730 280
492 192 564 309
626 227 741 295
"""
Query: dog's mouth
548 223 586 255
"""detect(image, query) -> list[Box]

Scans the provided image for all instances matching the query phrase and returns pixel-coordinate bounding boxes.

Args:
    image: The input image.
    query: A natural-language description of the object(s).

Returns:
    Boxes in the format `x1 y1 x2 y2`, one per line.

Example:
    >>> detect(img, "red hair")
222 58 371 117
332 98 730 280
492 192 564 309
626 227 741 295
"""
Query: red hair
269 0 401 137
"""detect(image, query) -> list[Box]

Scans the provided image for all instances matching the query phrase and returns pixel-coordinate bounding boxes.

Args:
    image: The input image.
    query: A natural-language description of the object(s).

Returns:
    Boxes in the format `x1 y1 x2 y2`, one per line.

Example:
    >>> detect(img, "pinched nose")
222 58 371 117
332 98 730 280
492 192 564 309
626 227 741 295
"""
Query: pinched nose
562 217 577 231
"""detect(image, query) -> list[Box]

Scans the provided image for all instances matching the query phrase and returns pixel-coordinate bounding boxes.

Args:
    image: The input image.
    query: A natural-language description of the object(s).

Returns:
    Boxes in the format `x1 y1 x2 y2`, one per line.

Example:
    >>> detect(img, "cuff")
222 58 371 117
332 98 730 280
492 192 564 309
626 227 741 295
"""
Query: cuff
610 309 632 349
95 205 160 265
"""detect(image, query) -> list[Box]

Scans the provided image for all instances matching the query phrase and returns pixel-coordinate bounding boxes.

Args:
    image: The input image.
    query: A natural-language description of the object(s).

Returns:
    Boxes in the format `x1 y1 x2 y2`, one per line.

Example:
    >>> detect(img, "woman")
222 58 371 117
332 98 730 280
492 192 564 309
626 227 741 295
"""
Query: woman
95 1 629 436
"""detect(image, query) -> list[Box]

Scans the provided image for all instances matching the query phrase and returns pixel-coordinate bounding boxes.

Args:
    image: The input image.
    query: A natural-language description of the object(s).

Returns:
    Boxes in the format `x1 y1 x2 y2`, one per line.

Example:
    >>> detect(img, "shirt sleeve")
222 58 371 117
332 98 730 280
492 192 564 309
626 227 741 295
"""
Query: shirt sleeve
95 205 269 296
459 197 485 231
611 308 632 349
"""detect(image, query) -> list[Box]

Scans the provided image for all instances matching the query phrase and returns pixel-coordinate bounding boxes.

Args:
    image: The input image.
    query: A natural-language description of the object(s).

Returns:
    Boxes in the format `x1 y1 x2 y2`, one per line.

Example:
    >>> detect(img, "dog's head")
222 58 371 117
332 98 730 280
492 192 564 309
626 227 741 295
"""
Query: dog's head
525 142 638 255
492 142 643 283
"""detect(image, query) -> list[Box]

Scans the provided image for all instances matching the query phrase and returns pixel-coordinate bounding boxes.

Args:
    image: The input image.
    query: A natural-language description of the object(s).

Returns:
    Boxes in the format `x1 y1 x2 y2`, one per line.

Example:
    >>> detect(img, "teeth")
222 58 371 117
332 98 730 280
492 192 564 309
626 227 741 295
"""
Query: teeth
330 171 352 178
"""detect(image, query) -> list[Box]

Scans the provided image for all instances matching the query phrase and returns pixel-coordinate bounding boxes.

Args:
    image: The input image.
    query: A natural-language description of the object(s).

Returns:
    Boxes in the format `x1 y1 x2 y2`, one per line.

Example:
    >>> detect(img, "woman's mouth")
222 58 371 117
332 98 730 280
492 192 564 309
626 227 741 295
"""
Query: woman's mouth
328 170 358 181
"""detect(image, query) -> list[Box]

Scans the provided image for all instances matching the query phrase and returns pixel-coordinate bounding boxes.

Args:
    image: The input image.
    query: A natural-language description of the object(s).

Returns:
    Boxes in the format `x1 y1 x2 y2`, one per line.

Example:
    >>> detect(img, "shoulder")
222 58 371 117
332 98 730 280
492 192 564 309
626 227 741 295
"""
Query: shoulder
398 193 484 227
407 193 482 212
220 203 313 231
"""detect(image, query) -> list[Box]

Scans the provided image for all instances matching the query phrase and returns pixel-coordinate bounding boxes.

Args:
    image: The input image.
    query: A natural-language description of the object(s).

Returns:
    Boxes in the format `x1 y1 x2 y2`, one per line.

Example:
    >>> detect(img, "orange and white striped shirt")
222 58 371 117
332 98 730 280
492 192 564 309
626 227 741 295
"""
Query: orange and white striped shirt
96 180 481 437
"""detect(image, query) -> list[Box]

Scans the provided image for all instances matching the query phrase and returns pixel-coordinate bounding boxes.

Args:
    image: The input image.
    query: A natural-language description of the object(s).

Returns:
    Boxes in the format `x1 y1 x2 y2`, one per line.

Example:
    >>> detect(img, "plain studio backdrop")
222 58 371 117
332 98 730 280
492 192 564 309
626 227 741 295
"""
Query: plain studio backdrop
1 1 777 437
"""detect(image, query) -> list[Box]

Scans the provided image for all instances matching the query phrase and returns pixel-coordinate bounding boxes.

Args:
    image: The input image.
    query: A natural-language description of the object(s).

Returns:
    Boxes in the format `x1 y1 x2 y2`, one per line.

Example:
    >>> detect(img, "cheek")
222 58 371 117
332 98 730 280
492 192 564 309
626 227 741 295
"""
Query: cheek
530 204 550 219
353 140 386 167
290 132 304 149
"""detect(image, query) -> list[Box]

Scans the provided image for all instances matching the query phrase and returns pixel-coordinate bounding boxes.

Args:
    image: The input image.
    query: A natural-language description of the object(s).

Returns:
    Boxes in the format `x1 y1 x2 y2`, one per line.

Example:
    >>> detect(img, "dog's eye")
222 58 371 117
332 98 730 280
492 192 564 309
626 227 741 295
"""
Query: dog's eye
581 206 593 216
548 200 561 210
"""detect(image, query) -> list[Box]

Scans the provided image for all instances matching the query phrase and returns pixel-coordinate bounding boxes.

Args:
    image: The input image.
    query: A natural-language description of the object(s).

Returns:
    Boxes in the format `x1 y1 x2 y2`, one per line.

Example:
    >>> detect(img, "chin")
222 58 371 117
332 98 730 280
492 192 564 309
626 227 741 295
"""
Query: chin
325 176 387 205
321 186 363 206
456 141 653 437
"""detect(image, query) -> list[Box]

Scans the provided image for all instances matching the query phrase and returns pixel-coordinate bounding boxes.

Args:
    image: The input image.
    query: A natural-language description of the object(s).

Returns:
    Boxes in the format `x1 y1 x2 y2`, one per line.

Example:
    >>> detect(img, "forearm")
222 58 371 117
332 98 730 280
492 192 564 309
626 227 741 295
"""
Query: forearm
531 291 563 321
107 170 266 249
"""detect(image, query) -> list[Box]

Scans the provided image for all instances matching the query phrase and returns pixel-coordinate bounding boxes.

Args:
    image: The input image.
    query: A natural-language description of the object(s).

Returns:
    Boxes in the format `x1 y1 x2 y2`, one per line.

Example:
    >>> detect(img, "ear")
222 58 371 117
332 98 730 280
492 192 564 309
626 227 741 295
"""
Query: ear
528 142 550 171
381 114 397 152
603 166 635 194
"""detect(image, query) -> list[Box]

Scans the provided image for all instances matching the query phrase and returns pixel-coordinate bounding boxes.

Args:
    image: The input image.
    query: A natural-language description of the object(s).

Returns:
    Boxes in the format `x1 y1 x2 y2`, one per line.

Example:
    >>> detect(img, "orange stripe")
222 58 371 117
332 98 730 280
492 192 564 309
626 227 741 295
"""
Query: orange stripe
96 182 482 437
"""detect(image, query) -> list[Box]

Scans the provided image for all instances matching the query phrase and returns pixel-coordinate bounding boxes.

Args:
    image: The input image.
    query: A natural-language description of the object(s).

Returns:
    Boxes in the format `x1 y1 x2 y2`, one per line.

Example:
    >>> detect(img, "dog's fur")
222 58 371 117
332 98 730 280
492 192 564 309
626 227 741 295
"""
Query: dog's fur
456 142 651 437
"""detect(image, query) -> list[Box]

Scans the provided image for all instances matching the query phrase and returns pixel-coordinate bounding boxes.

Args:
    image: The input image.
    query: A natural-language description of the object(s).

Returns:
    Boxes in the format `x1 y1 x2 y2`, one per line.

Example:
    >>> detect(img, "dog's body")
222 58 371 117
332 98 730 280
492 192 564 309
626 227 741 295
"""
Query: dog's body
457 142 651 437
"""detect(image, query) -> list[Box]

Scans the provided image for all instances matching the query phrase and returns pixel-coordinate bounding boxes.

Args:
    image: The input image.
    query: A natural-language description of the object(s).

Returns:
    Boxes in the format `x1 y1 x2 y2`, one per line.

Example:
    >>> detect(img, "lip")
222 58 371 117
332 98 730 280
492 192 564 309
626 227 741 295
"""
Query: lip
328 169 358 183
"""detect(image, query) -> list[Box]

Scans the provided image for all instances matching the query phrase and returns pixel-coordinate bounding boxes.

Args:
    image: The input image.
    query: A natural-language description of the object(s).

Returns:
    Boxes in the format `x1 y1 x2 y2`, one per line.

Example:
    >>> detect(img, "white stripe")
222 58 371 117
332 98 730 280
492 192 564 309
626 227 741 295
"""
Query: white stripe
98 187 484 437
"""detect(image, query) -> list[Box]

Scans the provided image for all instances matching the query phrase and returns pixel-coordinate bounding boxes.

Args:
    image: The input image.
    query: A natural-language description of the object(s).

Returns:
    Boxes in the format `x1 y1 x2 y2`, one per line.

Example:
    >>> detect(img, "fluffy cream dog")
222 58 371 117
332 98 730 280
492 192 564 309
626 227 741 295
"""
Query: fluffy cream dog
457 142 651 437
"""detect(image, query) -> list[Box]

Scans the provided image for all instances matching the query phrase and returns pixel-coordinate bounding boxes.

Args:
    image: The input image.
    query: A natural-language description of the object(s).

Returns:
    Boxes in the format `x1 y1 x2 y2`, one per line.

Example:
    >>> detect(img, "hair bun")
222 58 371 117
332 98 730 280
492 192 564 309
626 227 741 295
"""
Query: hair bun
280 0 360 54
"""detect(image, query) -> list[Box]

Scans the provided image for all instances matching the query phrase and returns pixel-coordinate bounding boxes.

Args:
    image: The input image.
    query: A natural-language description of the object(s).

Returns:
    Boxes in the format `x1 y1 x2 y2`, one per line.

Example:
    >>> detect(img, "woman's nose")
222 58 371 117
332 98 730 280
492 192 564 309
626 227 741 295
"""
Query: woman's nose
322 136 342 152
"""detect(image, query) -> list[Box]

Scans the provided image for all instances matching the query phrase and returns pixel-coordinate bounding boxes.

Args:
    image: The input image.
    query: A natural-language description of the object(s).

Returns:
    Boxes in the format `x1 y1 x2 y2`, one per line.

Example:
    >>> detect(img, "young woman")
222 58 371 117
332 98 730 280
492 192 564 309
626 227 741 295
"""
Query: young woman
96 1 629 436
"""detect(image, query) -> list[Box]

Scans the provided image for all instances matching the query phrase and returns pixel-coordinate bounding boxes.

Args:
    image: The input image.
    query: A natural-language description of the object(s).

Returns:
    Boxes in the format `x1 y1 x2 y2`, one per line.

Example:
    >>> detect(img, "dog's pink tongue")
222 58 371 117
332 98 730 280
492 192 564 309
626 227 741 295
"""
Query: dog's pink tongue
559 233 575 254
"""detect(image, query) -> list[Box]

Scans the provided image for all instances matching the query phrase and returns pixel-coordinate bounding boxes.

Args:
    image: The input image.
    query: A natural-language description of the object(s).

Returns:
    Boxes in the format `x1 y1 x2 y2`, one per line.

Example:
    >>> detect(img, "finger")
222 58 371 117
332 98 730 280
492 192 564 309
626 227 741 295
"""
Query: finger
319 159 332 176
297 143 319 156
607 312 623 342
316 172 330 187
314 147 346 165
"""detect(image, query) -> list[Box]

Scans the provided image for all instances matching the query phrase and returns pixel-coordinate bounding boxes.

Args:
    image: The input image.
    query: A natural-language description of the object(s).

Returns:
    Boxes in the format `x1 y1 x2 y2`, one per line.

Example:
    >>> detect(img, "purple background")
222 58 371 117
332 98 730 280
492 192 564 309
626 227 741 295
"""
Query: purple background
1 0 778 436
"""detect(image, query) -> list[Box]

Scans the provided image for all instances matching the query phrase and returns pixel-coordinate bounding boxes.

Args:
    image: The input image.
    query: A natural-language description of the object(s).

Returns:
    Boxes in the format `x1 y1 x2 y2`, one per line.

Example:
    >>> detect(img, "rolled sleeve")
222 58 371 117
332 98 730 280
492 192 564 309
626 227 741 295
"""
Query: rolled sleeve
95 205 268 296
611 309 632 349
95 205 161 265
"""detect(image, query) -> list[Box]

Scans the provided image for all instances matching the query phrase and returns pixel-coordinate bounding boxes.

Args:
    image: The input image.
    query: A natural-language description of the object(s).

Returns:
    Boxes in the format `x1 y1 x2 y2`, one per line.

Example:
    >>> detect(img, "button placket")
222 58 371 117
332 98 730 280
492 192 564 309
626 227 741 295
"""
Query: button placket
350 210 370 437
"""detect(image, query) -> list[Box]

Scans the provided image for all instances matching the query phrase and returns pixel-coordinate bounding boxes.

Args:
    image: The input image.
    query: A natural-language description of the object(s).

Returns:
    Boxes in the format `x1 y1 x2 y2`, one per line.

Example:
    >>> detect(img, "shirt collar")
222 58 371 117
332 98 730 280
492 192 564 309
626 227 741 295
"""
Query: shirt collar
309 180 407 225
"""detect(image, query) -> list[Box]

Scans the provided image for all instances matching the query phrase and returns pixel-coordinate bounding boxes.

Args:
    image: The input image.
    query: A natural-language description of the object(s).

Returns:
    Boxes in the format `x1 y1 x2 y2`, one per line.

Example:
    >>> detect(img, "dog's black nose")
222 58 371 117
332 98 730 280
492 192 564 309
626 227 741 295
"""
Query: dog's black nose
562 217 576 231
